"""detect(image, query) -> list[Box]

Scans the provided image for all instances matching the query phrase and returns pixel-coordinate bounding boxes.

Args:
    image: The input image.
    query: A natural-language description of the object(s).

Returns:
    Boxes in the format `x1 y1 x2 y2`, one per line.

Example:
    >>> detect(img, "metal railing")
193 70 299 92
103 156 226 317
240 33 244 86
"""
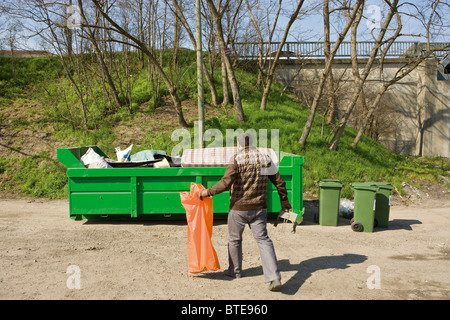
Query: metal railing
233 41 450 59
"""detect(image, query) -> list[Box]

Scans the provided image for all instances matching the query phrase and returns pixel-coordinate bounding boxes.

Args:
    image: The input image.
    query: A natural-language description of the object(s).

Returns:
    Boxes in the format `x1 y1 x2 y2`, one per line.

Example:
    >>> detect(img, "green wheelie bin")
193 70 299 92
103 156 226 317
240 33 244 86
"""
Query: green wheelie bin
371 182 394 228
318 179 343 226
350 183 379 232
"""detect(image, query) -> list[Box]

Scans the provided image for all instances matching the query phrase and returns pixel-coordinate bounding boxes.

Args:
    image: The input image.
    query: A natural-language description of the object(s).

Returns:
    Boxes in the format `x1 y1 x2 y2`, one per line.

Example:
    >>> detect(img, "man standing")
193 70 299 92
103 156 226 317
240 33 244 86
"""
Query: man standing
198 133 292 291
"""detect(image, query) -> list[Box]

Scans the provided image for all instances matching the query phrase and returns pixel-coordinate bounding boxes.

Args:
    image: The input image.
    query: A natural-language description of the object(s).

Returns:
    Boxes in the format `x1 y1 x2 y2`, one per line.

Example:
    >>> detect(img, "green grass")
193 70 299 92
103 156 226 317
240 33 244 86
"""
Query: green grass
0 153 68 199
0 53 449 199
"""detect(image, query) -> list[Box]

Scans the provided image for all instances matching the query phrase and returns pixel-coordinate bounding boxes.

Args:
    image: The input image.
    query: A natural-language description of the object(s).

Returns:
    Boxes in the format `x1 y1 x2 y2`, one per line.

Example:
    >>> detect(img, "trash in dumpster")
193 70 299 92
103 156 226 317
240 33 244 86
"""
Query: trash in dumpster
115 144 133 162
153 158 170 168
99 148 179 168
180 183 220 274
130 149 167 162
80 147 112 168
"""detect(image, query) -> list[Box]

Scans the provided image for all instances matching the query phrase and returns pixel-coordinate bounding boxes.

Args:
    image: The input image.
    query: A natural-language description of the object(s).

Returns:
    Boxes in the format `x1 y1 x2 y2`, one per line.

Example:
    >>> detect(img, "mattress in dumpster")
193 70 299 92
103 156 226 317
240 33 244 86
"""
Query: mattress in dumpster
180 147 279 167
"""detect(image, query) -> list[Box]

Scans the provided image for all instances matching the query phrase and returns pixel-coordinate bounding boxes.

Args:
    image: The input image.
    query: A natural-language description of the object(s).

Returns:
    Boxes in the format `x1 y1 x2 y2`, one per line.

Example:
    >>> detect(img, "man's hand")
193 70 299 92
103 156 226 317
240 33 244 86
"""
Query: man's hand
281 200 292 212
198 189 209 200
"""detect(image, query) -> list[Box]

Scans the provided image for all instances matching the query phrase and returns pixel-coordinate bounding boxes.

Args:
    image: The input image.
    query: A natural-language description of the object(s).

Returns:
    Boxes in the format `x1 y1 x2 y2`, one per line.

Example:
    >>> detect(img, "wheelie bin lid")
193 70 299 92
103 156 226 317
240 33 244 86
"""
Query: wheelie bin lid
319 179 343 188
368 182 395 191
350 182 379 191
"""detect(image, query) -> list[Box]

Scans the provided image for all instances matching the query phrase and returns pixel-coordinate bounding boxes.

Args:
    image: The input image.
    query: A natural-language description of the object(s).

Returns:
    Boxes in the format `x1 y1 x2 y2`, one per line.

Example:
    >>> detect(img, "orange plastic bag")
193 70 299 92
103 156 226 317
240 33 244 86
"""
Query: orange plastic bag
180 183 220 274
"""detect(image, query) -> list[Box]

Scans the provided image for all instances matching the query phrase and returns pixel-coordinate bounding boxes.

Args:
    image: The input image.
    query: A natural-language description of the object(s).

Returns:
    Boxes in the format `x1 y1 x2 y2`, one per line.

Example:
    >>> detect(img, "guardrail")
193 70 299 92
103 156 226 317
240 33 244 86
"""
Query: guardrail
233 41 450 59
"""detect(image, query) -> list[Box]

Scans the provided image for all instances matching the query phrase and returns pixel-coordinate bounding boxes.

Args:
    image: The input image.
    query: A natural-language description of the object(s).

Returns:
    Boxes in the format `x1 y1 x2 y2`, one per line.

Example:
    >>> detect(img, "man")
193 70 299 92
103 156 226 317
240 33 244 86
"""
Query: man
198 133 292 291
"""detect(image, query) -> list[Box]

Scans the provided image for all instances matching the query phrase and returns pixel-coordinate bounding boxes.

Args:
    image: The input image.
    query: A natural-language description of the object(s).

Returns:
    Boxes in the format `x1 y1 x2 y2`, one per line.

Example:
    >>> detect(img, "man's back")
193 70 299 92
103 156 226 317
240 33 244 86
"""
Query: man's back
206 146 288 211
230 147 271 210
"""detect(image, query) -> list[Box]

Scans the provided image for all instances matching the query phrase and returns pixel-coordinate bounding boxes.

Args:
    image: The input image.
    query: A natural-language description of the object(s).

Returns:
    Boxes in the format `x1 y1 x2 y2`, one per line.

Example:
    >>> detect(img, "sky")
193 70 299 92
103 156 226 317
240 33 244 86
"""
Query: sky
279 0 450 43
1 0 449 52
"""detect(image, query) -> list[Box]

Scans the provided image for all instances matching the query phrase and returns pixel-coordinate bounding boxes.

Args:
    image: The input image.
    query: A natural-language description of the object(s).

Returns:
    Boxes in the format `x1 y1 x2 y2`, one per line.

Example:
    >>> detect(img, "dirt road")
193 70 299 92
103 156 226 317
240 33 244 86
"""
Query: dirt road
0 195 449 300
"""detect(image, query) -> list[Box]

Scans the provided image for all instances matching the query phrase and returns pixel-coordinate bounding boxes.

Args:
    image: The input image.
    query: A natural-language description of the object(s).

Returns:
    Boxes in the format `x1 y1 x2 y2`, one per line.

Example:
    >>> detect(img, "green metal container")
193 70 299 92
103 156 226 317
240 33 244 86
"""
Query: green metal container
318 179 343 226
57 146 305 221
370 182 394 228
350 182 379 232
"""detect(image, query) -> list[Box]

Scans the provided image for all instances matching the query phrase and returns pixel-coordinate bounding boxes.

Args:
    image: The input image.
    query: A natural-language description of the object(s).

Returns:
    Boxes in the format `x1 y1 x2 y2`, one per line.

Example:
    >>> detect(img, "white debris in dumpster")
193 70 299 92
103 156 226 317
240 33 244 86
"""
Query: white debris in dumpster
115 144 133 162
80 147 112 168
153 158 170 168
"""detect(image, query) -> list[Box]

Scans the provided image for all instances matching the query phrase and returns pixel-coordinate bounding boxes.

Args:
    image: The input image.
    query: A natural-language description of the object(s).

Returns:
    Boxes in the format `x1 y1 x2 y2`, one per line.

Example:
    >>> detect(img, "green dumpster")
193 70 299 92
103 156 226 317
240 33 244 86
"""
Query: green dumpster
57 146 305 221
371 182 394 228
318 179 343 226
350 183 379 232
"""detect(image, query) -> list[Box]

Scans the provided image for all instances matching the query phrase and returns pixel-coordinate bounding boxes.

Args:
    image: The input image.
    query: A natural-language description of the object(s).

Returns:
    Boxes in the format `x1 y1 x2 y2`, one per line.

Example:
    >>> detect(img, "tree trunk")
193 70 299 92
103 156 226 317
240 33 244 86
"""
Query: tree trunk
220 52 230 106
260 0 303 111
170 0 219 106
298 0 364 146
245 0 267 89
92 0 188 128
323 0 336 125
205 0 245 122
352 85 387 146
78 0 122 111
328 0 399 151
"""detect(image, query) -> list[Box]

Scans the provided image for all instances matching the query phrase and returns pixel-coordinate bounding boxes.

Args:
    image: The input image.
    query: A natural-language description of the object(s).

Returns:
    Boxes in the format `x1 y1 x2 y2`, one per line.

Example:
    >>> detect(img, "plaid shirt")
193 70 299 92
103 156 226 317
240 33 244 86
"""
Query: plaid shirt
207 147 289 211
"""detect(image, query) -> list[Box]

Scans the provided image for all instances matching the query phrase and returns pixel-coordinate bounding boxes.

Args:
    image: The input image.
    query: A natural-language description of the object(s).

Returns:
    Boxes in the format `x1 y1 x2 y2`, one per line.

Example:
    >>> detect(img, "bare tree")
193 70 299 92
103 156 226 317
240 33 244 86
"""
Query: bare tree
323 0 337 125
169 0 219 106
91 0 189 128
351 0 449 147
328 0 400 151
77 0 122 111
298 0 364 146
258 0 305 111
244 0 267 88
6 20 22 83
205 0 245 122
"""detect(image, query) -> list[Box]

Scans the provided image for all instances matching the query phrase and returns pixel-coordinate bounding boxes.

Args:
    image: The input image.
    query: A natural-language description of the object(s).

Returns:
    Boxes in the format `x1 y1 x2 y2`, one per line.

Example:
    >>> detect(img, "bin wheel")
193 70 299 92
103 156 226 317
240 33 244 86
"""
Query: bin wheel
350 218 354 224
351 221 363 232
374 219 378 228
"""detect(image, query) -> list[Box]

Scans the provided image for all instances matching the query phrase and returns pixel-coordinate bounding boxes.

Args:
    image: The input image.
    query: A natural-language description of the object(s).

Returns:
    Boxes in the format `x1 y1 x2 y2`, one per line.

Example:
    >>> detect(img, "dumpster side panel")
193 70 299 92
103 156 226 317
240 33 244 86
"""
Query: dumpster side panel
71 192 131 214
68 175 133 216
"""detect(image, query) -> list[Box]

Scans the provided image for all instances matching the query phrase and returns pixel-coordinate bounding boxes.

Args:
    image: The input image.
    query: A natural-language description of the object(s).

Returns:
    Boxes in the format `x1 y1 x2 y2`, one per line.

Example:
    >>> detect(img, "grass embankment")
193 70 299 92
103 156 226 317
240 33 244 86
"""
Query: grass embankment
0 54 449 199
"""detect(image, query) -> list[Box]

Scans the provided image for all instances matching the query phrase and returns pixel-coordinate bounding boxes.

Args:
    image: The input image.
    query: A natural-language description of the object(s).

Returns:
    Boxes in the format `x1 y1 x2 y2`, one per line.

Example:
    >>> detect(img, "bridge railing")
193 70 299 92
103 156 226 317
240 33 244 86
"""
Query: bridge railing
233 41 450 59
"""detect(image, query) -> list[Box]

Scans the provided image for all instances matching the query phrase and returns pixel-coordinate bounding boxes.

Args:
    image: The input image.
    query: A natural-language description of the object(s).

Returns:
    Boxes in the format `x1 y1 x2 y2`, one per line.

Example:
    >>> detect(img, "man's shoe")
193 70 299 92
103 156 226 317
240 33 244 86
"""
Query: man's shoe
268 279 281 291
224 269 241 279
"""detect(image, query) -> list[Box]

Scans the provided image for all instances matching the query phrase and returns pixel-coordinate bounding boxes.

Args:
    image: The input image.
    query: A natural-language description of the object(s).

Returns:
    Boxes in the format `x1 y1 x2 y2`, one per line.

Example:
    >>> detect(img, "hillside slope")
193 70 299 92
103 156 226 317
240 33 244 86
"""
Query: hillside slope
0 55 449 200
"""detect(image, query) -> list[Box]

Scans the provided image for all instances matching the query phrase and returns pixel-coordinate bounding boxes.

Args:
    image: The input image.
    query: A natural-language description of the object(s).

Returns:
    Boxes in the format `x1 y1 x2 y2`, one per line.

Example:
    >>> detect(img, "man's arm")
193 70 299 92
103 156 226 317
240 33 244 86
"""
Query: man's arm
269 171 292 211
198 161 238 199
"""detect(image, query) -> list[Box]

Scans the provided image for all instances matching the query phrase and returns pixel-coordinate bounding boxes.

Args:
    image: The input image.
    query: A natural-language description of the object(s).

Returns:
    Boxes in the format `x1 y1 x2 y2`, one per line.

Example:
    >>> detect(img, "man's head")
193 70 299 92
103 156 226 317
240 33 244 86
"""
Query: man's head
237 132 253 148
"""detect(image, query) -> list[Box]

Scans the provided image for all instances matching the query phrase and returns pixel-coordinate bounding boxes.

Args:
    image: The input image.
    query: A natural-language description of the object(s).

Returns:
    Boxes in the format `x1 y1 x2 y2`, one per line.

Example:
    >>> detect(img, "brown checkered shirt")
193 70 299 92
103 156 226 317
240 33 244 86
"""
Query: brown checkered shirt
206 146 289 211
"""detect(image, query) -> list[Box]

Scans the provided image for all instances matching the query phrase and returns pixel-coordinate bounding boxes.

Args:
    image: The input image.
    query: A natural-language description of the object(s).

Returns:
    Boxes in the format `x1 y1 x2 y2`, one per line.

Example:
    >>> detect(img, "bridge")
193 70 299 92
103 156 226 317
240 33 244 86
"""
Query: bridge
233 41 450 59
231 41 450 158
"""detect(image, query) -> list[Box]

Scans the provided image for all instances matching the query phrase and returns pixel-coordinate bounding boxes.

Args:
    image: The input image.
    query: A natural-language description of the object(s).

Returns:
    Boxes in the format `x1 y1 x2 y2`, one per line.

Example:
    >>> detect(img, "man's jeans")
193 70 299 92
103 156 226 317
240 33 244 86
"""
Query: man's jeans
227 208 281 282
